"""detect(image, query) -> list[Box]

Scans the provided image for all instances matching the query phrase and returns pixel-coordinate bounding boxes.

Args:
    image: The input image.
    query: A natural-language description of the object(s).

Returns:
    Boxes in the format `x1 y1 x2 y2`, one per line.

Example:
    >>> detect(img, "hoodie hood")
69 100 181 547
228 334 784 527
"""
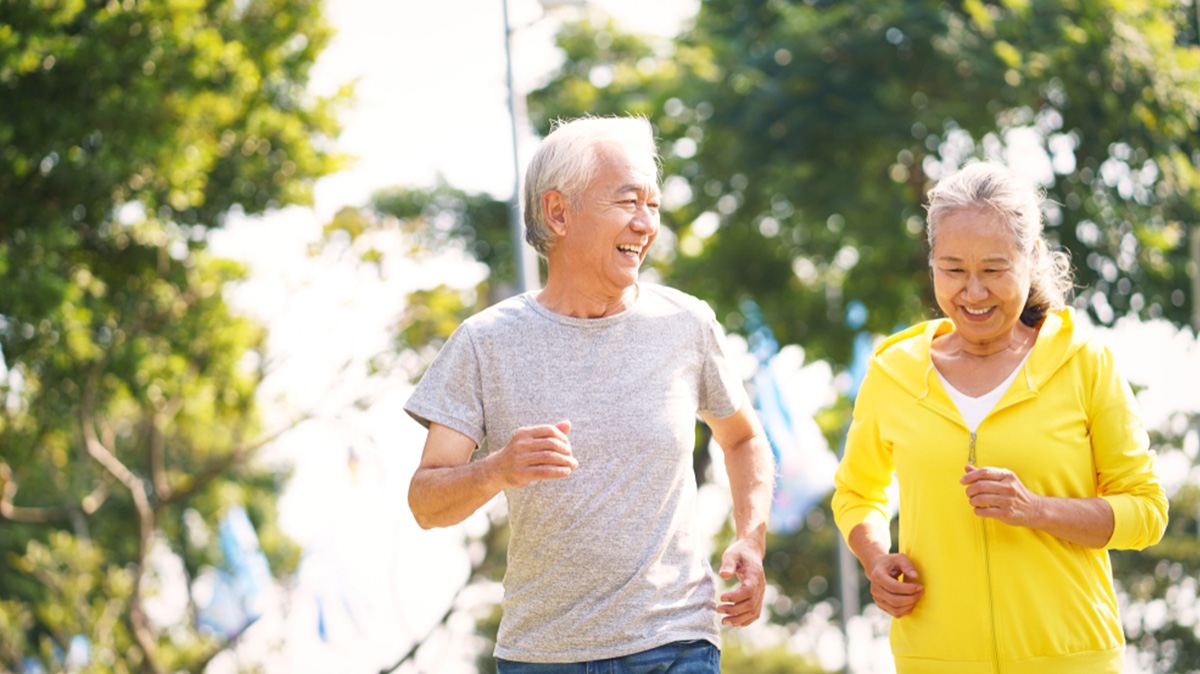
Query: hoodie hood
870 307 1089 402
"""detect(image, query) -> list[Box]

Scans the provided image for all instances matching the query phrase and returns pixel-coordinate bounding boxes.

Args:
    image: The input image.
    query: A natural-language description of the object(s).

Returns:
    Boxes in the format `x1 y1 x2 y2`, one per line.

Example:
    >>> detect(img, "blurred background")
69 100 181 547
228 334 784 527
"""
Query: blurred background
2 0 1199 672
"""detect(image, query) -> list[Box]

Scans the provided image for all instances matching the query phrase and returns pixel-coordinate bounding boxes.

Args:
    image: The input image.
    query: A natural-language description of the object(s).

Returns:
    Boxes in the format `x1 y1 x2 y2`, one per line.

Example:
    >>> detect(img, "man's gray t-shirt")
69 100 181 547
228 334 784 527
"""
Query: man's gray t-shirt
404 283 744 663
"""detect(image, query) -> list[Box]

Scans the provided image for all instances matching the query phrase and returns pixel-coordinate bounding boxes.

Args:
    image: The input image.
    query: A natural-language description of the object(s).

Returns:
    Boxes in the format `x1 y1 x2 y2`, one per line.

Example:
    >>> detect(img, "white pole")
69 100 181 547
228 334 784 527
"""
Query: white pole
1191 225 1199 334
502 0 542 294
839 534 861 672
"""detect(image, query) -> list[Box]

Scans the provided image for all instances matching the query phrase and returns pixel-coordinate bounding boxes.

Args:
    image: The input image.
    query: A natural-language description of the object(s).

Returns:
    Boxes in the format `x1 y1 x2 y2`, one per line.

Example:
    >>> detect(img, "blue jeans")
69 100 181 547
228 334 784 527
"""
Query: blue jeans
496 640 720 674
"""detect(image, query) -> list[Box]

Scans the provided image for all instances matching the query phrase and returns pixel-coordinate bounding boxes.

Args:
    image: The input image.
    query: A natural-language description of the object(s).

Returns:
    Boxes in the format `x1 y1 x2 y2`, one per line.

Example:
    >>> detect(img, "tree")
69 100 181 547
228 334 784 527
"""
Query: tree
0 0 344 670
528 0 1200 363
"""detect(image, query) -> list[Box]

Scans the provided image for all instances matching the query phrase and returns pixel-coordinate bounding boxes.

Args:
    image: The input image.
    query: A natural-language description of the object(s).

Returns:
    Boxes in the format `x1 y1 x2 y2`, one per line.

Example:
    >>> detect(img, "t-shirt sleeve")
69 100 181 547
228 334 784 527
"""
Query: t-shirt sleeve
403 323 486 447
698 313 745 419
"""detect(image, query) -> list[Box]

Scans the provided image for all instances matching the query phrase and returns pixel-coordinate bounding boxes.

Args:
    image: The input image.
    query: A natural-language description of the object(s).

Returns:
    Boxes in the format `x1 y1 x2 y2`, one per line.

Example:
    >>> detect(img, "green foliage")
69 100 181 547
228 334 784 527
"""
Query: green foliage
6 532 138 672
373 182 516 287
0 0 344 670
527 0 1200 364
312 183 517 383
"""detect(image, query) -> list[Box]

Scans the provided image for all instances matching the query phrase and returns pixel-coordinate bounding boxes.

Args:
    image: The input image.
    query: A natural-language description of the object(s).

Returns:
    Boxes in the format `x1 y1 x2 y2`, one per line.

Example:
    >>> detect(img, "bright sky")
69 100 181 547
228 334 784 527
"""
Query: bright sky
308 0 699 215
204 1 1199 672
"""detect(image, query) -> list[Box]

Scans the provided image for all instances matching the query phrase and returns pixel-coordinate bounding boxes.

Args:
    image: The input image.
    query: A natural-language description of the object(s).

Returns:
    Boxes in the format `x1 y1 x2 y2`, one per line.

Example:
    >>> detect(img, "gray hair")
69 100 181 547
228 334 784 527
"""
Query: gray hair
523 116 659 257
925 162 1073 327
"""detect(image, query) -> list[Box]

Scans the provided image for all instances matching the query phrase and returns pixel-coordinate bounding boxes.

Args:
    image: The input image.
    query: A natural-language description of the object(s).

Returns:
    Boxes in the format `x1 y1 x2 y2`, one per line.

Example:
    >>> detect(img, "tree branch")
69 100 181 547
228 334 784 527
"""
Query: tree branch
161 411 313 507
149 412 171 501
149 395 187 503
380 589 463 674
188 618 255 674
0 461 74 524
0 460 112 525
379 519 504 674
80 374 164 674
80 417 146 506
81 473 114 515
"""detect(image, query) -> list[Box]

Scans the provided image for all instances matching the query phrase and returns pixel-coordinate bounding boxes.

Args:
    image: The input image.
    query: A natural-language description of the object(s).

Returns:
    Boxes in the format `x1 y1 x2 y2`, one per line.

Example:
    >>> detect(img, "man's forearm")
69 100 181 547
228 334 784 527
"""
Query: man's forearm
724 435 774 555
409 456 502 529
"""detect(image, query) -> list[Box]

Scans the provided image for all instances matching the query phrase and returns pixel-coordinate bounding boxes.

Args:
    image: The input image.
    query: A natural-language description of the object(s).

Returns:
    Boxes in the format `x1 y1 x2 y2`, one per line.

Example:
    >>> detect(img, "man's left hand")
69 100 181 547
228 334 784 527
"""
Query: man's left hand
716 539 765 627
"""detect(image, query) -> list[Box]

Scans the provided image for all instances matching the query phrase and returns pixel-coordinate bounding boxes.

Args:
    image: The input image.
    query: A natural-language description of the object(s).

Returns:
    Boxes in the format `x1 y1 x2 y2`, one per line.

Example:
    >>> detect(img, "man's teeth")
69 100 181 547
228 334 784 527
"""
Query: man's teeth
617 245 642 255
963 306 991 315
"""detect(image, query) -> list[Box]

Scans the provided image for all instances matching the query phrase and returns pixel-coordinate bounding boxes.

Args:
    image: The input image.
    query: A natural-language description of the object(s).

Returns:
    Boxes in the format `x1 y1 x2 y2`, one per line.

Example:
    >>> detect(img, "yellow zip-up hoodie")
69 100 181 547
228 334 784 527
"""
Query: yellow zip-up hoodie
833 308 1167 674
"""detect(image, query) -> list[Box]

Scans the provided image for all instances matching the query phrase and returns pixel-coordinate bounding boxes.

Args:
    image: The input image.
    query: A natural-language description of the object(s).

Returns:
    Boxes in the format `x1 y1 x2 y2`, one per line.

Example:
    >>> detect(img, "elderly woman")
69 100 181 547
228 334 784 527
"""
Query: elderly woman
832 162 1167 673
405 116 775 672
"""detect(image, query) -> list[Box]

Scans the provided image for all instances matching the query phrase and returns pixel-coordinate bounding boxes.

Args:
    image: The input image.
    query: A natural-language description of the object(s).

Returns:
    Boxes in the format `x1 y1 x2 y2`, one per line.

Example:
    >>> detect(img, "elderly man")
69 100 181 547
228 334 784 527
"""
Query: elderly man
405 116 775 672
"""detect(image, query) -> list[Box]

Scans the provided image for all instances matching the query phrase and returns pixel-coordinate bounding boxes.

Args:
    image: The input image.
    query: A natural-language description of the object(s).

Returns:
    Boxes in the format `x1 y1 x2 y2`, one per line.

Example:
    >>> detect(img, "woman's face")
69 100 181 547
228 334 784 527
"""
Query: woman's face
931 208 1035 349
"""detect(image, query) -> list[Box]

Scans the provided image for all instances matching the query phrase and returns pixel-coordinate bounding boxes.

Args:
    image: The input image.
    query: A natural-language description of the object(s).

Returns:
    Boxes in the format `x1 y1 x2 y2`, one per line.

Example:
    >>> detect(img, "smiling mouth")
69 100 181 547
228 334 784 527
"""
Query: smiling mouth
617 244 643 259
962 306 994 318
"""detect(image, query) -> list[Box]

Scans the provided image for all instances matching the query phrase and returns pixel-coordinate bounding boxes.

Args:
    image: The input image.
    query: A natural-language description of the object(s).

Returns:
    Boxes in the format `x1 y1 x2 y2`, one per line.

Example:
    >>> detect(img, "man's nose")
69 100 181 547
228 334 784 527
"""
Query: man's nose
630 205 658 233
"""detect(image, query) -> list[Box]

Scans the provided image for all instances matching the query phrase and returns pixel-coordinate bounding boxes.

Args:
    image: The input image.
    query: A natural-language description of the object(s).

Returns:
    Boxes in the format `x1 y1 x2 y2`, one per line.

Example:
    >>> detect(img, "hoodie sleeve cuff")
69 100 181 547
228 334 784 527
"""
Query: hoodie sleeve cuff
834 506 891 547
1100 493 1163 550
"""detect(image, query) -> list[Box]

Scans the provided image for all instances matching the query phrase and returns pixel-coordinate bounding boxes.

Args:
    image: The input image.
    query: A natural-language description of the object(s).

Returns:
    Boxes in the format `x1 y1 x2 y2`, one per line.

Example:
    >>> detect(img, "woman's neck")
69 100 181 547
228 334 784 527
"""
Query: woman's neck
945 322 1036 360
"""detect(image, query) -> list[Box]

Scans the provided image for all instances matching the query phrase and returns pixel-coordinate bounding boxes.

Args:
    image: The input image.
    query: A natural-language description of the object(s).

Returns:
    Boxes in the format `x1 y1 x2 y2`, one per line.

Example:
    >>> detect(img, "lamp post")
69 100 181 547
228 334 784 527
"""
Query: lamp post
501 0 587 294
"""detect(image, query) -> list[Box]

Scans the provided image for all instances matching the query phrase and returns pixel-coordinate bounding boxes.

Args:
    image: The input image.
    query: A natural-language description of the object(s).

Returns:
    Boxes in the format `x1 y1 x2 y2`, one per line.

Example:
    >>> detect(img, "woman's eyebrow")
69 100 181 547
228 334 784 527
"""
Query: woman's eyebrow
935 254 1011 263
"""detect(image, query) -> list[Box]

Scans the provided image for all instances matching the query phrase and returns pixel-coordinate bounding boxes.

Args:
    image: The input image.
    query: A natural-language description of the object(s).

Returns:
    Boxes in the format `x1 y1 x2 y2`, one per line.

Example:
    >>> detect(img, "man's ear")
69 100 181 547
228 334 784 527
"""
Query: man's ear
543 189 569 237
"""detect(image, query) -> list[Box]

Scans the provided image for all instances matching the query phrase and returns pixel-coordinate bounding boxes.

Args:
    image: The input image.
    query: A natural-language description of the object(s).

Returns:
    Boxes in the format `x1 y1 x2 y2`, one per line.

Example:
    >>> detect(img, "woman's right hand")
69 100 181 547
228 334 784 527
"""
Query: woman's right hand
865 553 924 618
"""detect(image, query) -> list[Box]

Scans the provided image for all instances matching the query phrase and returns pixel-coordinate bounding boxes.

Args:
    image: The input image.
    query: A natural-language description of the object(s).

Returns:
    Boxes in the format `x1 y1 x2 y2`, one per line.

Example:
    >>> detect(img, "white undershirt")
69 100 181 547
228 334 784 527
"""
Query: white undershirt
934 350 1032 432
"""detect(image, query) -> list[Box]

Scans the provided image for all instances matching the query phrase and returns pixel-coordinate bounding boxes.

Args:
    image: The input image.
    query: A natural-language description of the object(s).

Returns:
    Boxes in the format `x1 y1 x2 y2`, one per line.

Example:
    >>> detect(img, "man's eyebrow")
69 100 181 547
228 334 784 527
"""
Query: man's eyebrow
610 184 662 200
615 182 655 192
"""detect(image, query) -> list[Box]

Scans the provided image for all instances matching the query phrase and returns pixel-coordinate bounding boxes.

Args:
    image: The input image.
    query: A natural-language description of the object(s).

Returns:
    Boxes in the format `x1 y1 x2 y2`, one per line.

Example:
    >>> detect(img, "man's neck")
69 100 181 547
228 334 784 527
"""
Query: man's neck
536 275 639 319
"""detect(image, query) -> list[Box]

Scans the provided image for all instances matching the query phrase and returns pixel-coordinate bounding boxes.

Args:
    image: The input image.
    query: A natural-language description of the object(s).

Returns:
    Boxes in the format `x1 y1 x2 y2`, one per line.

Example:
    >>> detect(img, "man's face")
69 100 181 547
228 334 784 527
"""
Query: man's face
559 143 660 293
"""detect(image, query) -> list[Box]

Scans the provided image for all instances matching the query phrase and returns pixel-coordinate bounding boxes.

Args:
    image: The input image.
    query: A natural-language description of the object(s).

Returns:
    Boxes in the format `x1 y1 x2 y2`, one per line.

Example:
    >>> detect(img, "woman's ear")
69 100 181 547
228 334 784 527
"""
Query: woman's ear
543 190 569 237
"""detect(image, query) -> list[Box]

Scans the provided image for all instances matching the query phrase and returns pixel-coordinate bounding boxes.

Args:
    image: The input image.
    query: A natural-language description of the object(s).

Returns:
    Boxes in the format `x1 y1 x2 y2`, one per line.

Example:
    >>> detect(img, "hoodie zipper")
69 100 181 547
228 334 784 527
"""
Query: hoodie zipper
971 431 1003 673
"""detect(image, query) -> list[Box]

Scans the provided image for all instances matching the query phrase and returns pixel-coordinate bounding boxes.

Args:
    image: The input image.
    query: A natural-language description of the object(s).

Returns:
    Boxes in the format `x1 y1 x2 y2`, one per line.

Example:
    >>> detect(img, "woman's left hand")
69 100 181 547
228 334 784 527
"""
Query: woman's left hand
960 465 1044 528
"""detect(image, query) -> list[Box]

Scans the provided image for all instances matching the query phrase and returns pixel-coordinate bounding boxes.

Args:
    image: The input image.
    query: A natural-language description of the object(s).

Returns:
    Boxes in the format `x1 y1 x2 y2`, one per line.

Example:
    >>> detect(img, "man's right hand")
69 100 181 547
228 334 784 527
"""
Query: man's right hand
489 420 576 489
410 420 576 528
865 552 924 618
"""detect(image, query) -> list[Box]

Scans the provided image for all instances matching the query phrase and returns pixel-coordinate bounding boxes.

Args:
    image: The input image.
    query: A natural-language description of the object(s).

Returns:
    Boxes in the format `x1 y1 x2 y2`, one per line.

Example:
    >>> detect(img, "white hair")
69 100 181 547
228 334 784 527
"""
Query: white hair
522 116 659 257
925 162 1073 326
